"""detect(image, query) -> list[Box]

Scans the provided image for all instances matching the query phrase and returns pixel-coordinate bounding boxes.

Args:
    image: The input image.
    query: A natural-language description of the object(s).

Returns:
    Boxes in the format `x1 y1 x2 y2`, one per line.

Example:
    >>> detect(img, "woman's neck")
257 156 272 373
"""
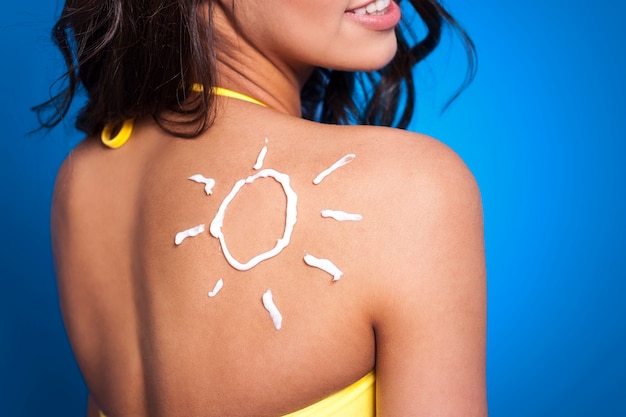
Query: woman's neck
211 3 309 118
215 61 304 117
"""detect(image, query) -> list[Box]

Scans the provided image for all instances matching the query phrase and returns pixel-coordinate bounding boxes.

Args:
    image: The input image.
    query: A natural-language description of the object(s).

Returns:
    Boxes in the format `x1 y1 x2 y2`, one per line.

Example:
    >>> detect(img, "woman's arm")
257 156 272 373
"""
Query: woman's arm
373 139 487 416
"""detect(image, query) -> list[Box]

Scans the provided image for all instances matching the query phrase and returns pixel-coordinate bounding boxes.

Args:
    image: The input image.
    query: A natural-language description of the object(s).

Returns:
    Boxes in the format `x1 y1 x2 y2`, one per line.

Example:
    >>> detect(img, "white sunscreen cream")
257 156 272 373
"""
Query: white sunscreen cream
210 169 298 271
208 278 224 297
175 224 205 245
188 174 216 195
321 209 363 222
253 137 269 170
304 253 343 281
313 154 356 185
262 289 283 330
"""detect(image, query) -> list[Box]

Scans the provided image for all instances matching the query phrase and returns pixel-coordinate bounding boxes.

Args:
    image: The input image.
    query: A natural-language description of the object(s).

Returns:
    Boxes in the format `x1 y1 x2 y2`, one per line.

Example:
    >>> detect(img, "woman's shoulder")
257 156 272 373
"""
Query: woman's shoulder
283 119 483 280
51 134 141 245
296 118 466 164
301 122 484 292
52 137 98 212
308 122 480 204
52 136 115 214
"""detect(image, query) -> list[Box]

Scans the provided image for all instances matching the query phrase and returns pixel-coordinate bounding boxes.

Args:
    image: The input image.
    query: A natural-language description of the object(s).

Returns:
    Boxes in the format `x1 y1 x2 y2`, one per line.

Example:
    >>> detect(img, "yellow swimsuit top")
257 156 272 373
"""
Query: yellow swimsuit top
282 371 375 417
100 86 267 149
99 371 375 417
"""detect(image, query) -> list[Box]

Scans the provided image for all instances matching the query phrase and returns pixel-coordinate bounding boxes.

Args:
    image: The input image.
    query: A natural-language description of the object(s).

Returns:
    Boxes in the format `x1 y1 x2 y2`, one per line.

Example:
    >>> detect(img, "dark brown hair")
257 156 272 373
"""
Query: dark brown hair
34 0 475 137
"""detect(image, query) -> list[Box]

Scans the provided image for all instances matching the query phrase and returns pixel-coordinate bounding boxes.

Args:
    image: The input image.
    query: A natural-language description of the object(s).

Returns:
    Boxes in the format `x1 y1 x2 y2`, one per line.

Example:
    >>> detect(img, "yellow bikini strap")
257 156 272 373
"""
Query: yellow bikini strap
212 87 267 107
192 84 268 108
101 86 266 149
101 118 135 149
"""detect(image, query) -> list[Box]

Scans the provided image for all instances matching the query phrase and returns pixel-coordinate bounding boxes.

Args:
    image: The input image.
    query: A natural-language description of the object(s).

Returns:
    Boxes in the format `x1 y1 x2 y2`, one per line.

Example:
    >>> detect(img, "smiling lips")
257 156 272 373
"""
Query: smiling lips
345 0 401 31
349 0 392 15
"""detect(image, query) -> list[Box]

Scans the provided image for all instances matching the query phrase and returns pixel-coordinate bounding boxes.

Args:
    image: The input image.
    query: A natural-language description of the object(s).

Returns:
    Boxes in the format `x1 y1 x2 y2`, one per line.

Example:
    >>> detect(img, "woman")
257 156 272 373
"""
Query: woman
38 0 486 415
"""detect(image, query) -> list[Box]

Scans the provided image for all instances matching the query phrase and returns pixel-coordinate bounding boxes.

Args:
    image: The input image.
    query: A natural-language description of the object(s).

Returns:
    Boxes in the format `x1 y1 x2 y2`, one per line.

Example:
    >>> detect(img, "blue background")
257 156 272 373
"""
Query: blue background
1 0 625 416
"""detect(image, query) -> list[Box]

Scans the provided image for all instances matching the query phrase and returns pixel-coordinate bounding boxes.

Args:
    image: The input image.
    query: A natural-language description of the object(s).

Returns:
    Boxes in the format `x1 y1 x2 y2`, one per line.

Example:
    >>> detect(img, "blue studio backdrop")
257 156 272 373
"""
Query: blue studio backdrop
2 0 625 416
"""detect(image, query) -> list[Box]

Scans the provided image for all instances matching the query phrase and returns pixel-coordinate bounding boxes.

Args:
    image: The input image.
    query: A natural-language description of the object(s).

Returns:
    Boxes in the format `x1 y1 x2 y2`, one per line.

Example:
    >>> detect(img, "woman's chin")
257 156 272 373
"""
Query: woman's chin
333 43 399 72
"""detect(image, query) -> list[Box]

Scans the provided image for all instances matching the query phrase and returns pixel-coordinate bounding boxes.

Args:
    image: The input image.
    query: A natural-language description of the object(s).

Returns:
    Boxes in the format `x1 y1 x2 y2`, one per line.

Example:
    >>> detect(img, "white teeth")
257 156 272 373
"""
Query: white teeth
351 0 390 15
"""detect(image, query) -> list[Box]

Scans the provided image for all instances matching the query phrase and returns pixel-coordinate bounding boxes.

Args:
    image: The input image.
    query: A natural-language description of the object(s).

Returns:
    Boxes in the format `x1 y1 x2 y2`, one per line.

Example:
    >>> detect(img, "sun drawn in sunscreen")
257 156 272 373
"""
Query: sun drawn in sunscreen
177 139 362 329
209 168 298 271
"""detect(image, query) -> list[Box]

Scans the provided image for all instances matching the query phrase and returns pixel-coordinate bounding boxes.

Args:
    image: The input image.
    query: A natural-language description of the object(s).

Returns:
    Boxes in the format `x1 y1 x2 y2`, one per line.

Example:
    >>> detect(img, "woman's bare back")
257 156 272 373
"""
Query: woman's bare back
52 99 486 416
